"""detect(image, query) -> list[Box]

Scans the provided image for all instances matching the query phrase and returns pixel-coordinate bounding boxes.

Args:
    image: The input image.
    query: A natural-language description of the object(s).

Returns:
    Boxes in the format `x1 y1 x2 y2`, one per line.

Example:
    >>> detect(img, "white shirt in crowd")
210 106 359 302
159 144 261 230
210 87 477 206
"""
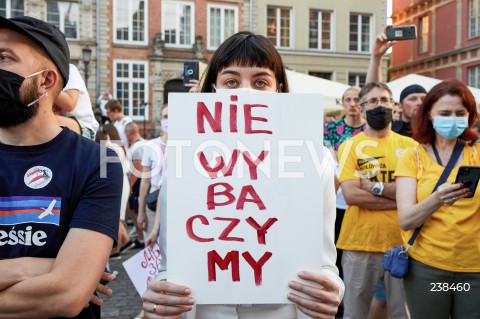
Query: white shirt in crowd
62 64 99 133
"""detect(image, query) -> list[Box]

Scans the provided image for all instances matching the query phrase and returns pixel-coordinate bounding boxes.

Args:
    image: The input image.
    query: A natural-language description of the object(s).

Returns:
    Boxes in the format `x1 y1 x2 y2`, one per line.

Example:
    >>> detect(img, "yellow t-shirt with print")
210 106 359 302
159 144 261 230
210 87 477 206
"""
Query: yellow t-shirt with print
394 143 480 272
337 131 418 253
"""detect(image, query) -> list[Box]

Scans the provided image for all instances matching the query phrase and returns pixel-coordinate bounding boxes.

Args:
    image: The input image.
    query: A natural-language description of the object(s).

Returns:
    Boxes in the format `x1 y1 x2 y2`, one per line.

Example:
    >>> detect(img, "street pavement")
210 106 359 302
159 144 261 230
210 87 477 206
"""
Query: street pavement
101 233 144 319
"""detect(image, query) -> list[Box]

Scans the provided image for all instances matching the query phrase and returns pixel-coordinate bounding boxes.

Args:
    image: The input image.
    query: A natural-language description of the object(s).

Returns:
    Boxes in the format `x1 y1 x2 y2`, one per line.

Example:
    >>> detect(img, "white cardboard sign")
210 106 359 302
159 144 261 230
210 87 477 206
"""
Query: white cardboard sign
122 241 162 297
167 93 325 304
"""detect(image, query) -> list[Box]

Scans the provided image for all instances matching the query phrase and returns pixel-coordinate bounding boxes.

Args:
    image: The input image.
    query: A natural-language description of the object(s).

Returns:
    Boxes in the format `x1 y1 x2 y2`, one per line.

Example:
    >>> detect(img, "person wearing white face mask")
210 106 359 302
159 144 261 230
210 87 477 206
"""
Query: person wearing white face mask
160 104 169 140
142 31 343 319
395 79 480 319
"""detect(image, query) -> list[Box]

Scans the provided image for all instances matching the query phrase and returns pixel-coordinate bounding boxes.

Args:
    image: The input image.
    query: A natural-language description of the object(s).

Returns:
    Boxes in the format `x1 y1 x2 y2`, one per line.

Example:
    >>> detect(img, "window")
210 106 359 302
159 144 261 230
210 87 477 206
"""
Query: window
348 73 366 86
468 65 480 88
208 4 238 49
0 0 24 18
419 15 429 54
469 0 480 38
349 13 372 52
114 60 149 120
46 1 79 40
309 71 332 80
114 0 147 44
309 9 332 50
163 1 194 47
267 6 292 48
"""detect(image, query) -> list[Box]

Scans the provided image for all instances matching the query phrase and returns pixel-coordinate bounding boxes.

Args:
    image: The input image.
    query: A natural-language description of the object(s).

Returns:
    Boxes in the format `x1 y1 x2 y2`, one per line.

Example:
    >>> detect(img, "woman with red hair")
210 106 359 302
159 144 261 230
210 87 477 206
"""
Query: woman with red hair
395 79 480 318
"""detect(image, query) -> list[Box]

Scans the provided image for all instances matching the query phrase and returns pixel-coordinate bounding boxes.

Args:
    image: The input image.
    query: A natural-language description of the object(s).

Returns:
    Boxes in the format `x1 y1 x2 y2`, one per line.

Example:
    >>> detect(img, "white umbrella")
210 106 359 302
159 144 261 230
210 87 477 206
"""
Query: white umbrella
387 74 480 105
286 70 350 111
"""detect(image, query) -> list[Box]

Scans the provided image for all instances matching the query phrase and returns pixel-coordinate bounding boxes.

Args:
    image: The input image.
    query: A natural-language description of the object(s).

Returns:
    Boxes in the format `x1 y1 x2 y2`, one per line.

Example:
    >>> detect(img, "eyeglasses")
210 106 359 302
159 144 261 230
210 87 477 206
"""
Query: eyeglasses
360 97 394 107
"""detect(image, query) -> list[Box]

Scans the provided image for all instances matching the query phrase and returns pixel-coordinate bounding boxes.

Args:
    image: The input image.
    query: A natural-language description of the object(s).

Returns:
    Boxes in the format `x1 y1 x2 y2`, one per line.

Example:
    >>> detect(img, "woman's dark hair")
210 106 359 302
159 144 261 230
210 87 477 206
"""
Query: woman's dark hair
412 79 478 144
95 124 127 154
200 31 289 93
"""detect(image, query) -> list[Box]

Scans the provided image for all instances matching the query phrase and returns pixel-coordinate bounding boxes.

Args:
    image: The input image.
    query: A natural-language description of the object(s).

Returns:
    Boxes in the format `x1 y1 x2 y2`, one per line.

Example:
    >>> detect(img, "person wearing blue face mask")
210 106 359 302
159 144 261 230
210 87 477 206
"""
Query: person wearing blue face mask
395 79 480 319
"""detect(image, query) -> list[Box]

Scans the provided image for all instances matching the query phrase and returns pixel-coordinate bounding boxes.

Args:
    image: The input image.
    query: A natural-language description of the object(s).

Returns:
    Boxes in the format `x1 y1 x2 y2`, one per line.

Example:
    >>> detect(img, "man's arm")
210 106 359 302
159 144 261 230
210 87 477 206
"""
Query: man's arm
341 179 397 210
137 167 151 232
359 178 396 200
129 159 142 189
0 258 53 291
0 229 112 318
365 32 395 84
53 89 80 113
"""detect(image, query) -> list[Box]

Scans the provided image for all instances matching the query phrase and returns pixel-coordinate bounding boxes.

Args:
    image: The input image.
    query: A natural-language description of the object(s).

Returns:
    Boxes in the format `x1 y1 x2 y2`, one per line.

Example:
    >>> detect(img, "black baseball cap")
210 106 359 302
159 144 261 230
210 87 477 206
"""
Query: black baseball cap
0 16 70 87
400 84 427 102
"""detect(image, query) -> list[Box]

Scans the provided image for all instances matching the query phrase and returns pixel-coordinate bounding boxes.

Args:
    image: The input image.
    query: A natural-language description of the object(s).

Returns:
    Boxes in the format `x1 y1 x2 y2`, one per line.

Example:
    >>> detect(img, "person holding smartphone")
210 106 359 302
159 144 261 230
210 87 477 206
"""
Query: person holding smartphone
141 31 343 319
395 79 480 318
366 30 427 137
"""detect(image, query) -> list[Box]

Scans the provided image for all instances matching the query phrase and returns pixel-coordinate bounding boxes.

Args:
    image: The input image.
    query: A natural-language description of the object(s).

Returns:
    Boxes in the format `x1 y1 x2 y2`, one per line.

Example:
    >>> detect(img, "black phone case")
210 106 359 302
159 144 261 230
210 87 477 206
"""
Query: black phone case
454 166 480 198
183 61 199 85
386 25 417 41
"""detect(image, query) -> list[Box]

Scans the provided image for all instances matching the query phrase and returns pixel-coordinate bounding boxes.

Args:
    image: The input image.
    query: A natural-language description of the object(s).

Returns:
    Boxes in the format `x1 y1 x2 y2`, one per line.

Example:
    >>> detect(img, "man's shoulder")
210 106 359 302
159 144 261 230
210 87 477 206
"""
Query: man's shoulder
326 118 345 130
390 131 418 146
392 120 412 136
122 116 133 124
337 132 365 153
345 131 366 142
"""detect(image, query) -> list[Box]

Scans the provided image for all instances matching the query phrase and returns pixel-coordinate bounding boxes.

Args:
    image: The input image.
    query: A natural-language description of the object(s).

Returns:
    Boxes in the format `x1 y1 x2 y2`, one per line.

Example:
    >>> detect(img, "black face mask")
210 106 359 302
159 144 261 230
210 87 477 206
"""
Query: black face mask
0 68 46 128
365 106 393 130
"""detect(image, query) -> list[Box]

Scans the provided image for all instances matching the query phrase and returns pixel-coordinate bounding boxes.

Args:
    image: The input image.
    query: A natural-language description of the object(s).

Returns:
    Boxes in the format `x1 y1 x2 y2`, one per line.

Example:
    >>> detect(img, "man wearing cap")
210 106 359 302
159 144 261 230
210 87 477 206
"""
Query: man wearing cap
391 84 427 136
0 16 122 319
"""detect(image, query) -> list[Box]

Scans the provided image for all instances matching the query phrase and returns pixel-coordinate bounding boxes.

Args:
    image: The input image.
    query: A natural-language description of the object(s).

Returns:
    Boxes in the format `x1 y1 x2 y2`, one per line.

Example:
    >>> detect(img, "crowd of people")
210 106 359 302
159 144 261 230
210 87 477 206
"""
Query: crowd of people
1 14 480 319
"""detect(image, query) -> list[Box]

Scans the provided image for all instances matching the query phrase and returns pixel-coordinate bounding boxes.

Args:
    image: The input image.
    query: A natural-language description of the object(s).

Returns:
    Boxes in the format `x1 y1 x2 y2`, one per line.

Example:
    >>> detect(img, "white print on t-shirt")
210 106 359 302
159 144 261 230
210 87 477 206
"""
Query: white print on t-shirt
396 148 405 158
24 166 52 189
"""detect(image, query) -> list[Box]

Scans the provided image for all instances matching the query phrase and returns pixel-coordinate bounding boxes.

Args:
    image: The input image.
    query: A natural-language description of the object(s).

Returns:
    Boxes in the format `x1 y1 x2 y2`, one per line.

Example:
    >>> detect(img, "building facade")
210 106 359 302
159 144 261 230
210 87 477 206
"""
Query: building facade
1 0 96 90
254 0 388 85
391 0 480 88
2 0 389 136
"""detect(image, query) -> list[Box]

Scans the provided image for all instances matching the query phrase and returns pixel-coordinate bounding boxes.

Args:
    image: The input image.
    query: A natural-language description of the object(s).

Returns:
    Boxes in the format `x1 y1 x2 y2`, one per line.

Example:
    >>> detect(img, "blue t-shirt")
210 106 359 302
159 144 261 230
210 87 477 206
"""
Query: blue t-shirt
0 128 123 319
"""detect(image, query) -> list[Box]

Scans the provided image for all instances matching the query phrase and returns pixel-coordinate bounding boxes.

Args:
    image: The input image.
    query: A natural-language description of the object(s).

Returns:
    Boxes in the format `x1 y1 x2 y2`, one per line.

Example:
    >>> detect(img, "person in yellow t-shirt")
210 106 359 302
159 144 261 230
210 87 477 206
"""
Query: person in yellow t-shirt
395 79 480 319
337 82 416 319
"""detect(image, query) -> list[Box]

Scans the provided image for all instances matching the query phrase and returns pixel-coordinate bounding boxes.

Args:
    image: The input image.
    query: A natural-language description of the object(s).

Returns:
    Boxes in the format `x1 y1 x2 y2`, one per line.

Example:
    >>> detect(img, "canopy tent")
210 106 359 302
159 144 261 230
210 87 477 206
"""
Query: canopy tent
285 70 350 111
387 74 480 105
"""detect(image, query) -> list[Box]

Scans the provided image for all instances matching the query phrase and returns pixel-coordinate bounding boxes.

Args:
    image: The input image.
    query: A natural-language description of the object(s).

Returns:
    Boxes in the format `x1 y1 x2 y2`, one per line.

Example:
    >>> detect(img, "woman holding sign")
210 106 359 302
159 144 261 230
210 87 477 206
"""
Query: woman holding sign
142 31 343 319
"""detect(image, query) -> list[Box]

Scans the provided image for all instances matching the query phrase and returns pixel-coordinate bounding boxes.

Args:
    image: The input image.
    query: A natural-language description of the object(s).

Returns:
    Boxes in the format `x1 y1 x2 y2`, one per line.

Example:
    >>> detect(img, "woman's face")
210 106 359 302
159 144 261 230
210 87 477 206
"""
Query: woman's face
428 94 469 120
214 65 280 92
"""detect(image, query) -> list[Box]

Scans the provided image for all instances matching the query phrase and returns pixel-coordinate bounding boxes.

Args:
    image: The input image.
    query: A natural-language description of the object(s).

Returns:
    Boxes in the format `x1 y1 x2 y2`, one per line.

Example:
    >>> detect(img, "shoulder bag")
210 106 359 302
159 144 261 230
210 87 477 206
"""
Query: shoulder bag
383 141 464 278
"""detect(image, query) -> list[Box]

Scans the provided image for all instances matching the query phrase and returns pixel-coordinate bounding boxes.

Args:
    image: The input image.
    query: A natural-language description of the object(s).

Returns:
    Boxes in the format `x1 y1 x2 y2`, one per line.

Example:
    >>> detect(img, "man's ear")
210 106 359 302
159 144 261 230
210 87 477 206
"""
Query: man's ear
39 69 58 94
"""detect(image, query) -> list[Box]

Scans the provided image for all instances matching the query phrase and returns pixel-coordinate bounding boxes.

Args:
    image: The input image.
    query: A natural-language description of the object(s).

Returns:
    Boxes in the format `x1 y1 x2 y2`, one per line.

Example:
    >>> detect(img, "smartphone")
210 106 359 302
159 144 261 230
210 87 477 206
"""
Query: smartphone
386 25 417 41
183 61 199 85
454 166 480 198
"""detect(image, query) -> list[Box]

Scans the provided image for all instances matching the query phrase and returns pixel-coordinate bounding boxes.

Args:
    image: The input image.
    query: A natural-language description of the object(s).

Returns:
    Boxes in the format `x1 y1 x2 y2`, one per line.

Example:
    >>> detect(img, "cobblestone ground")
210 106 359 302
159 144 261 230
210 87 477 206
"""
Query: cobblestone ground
101 230 144 319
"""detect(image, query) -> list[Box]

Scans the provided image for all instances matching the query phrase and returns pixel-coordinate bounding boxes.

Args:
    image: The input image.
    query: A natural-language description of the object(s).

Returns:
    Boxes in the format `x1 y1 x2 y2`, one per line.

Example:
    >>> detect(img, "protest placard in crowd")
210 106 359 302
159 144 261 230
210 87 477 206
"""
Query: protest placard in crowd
167 92 326 304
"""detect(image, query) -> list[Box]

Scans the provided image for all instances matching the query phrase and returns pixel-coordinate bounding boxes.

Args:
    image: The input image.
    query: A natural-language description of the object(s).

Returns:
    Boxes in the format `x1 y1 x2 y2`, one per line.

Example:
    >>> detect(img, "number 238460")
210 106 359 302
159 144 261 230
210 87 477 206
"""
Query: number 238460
430 283 471 292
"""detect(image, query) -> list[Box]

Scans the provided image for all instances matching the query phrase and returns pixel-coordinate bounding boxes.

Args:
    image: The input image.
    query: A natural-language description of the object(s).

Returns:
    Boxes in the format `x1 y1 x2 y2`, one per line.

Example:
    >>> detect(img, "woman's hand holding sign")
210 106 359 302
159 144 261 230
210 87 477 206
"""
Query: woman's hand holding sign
287 271 340 319
143 271 340 319
143 280 194 318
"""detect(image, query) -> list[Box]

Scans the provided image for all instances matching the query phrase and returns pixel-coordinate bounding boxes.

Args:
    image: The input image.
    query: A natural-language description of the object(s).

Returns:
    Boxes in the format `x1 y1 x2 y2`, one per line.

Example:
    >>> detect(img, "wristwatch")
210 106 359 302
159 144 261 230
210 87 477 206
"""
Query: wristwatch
371 182 384 196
